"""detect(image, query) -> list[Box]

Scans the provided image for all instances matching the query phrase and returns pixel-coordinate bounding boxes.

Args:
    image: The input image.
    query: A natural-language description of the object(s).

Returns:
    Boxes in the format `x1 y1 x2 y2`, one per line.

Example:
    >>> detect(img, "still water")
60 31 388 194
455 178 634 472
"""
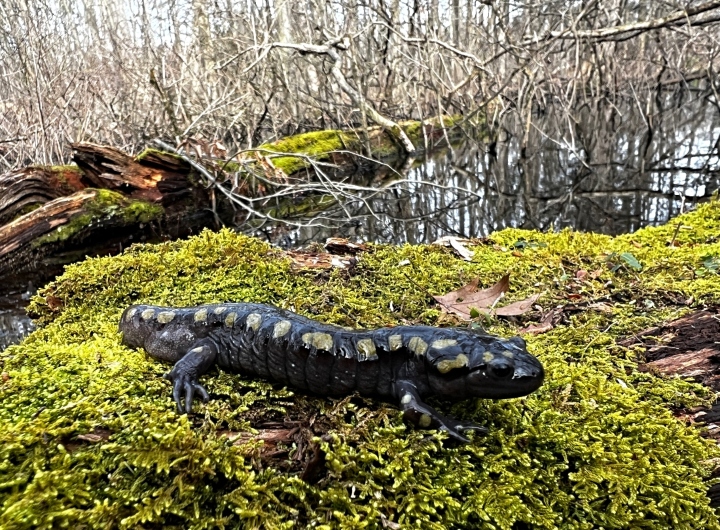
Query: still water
265 96 719 247
2 94 719 350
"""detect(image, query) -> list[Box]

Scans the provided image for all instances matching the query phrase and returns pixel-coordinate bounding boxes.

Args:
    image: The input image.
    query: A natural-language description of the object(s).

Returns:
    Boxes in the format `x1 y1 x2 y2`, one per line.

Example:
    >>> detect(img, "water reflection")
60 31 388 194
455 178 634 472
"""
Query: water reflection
261 95 719 247
0 289 35 351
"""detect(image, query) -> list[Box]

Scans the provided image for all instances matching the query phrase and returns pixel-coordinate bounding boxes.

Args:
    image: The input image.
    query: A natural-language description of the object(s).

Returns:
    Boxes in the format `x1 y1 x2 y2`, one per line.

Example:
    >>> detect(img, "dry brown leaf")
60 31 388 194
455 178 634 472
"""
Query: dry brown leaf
432 275 510 320
520 320 555 335
494 294 541 316
520 307 562 335
434 275 542 320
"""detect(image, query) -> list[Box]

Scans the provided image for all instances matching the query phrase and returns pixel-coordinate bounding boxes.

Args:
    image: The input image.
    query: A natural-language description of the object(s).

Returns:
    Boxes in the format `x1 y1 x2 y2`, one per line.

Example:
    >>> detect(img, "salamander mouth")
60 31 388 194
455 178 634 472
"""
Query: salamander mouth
466 362 545 399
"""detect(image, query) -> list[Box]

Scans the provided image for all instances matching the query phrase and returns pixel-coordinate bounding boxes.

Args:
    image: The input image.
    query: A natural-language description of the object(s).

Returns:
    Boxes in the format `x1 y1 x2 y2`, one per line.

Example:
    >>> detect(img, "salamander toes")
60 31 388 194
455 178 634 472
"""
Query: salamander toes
442 420 488 443
165 369 208 414
459 423 489 434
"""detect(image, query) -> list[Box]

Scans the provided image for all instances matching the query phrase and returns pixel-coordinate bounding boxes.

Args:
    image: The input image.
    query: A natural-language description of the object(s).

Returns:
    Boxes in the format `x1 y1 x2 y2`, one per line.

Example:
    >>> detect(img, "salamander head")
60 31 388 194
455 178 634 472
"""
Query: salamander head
424 331 544 400
119 304 159 349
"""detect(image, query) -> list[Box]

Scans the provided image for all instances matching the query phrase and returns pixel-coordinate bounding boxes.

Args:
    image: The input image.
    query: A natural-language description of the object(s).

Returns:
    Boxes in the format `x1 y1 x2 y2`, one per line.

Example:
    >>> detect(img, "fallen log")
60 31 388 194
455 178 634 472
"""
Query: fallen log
0 189 165 285
620 307 720 507
0 117 468 293
0 165 87 226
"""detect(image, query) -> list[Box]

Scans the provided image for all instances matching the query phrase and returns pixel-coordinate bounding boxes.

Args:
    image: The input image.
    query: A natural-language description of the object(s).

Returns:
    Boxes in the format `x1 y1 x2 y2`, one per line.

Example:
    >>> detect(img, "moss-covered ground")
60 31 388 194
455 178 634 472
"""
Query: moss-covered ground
2 201 720 529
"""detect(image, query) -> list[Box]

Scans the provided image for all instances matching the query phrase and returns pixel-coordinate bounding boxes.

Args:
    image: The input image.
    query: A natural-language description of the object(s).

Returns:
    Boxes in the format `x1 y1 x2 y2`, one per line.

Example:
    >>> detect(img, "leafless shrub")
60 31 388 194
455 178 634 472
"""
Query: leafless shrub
0 0 718 172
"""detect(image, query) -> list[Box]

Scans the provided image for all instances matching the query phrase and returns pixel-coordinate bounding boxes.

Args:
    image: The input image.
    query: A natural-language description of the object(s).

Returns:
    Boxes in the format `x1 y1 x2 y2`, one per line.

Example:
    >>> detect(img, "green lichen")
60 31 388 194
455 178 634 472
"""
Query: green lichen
3 202 720 528
31 189 164 247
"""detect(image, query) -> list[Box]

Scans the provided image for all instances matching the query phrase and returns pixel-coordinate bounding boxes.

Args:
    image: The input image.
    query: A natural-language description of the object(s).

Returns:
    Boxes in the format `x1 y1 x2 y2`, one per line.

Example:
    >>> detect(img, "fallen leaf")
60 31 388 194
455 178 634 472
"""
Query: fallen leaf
76 429 112 443
433 275 509 319
590 268 603 279
434 275 543 320
588 302 614 313
432 236 474 261
520 307 562 334
620 252 642 271
494 294 541 316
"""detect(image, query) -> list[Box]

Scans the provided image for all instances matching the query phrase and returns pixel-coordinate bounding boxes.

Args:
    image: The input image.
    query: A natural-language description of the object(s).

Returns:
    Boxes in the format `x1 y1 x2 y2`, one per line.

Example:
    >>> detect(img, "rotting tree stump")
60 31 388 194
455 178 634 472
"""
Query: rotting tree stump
0 143 217 293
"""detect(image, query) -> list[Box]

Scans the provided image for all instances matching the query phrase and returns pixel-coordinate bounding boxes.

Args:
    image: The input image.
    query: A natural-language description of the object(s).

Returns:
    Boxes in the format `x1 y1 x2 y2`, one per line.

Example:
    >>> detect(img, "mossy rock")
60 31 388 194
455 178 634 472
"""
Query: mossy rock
2 201 720 528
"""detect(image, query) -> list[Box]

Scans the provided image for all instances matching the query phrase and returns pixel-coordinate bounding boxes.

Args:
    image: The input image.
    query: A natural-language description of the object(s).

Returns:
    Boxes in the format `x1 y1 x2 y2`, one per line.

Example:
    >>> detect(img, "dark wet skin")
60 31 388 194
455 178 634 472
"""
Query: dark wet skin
119 303 545 442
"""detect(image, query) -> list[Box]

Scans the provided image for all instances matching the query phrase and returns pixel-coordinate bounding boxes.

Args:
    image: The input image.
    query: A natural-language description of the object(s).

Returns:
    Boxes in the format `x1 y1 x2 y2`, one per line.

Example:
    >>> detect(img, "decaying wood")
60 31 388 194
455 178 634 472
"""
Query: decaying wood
0 166 88 226
621 307 720 507
0 143 216 292
622 308 720 388
71 143 193 203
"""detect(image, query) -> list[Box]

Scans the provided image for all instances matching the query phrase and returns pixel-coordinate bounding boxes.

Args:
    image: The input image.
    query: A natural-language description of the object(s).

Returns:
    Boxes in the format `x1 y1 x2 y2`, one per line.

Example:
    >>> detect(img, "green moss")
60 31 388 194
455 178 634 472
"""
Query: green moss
135 148 183 163
3 203 720 528
31 190 164 247
12 203 43 220
259 116 470 175
259 129 362 175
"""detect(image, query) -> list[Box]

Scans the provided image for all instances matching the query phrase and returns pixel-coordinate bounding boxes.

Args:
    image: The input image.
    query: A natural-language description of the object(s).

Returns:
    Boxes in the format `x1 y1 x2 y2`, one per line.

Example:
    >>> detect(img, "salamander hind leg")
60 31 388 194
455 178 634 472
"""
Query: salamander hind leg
164 339 218 413
394 380 488 443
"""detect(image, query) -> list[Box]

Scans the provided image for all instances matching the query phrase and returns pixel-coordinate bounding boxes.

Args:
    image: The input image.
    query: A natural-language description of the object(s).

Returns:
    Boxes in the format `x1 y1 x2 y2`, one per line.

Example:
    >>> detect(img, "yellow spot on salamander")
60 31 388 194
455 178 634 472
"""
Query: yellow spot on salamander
431 339 458 349
302 332 333 351
157 311 176 324
194 308 208 323
436 353 469 374
225 312 237 327
125 307 138 321
190 346 204 353
419 414 432 428
483 351 494 363
246 313 262 331
141 309 155 320
273 320 292 338
388 334 403 351
213 306 227 315
408 336 428 356
502 350 514 359
356 338 378 361
401 393 413 405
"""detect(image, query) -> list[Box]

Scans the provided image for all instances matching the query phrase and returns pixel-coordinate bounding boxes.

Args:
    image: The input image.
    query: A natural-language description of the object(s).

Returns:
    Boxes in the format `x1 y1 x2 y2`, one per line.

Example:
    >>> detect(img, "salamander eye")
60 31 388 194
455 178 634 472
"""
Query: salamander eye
490 363 513 379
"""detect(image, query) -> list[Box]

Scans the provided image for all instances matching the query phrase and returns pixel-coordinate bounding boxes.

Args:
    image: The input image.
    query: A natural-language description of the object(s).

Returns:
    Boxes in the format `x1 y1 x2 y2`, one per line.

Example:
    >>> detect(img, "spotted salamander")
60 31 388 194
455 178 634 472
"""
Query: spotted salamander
119 303 544 442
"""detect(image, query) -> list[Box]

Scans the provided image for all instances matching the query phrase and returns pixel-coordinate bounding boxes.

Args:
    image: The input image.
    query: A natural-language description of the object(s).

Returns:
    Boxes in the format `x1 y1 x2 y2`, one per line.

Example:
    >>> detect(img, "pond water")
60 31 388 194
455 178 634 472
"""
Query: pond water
265 95 719 247
2 93 719 350
0 288 35 352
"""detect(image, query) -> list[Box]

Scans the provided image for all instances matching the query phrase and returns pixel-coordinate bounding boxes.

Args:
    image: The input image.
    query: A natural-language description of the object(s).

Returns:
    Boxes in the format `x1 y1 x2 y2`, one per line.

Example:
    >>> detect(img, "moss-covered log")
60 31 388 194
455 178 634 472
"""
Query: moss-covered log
2 201 720 528
0 189 163 283
0 165 87 226
0 118 470 293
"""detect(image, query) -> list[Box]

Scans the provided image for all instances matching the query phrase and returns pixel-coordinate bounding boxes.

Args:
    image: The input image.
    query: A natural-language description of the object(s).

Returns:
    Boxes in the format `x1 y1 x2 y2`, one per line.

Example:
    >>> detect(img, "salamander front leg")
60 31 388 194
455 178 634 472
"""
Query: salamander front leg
394 380 488 443
164 339 218 413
